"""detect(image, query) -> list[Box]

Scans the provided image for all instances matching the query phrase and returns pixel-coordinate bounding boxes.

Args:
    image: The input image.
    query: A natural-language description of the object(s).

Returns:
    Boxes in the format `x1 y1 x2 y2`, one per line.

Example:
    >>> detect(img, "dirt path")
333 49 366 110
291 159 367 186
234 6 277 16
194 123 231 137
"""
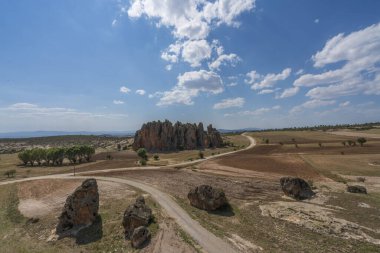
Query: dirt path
0 133 257 253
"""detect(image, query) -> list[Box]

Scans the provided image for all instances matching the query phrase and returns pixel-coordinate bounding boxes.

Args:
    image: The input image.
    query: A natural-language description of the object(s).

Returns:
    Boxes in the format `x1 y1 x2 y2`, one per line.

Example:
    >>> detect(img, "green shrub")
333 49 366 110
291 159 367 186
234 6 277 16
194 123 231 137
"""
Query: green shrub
198 151 204 159
153 154 159 161
137 148 148 160
140 159 147 166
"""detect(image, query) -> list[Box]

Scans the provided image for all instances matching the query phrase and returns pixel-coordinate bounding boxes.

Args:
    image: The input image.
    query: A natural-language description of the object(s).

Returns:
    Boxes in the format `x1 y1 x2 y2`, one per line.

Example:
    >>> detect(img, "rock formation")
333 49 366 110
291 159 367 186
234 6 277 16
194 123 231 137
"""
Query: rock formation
347 185 367 194
131 226 151 248
56 179 99 237
280 177 315 200
122 196 153 239
132 120 223 151
188 185 228 211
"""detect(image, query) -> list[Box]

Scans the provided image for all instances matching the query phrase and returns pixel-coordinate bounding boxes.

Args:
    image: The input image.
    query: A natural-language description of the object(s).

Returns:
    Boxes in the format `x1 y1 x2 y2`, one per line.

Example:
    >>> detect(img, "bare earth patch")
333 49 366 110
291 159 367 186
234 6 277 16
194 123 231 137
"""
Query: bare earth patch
141 219 197 253
227 233 263 253
17 179 135 218
260 201 380 245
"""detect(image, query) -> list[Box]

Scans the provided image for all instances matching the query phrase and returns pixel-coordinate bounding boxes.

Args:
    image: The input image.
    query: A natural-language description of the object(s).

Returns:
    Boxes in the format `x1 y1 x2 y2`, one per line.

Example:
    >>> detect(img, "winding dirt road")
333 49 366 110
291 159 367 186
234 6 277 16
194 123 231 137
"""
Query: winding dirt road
0 133 256 253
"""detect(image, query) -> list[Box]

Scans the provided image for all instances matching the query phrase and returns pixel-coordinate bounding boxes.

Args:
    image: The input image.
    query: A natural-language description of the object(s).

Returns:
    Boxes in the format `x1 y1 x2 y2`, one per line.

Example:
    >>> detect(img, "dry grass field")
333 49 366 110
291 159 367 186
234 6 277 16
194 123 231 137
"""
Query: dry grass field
0 134 248 181
0 178 199 253
1 130 380 252
88 166 380 252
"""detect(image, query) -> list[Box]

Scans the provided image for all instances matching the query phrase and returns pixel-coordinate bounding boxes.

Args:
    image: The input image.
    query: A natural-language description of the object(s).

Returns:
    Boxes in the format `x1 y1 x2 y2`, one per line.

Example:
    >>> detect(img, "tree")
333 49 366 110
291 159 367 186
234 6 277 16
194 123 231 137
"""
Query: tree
84 146 95 162
153 154 159 161
117 144 121 151
357 137 367 147
18 150 31 165
65 146 80 164
137 148 148 160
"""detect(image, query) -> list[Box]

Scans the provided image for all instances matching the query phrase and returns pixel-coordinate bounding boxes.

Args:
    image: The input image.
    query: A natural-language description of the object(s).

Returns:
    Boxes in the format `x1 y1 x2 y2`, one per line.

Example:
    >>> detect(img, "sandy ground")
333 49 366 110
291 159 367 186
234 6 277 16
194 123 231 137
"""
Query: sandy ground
141 219 197 253
328 131 380 139
260 200 380 245
17 179 136 218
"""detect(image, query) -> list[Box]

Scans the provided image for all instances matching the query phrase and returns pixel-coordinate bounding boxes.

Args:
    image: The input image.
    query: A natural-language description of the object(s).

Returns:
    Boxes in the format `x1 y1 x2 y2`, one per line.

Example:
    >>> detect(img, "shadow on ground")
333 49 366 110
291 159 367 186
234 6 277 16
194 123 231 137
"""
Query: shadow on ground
208 203 235 217
76 215 103 245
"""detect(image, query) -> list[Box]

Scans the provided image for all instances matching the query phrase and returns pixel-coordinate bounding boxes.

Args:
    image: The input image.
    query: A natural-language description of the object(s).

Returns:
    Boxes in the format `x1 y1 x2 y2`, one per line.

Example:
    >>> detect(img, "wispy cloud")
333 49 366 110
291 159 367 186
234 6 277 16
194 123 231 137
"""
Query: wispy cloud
213 97 245 109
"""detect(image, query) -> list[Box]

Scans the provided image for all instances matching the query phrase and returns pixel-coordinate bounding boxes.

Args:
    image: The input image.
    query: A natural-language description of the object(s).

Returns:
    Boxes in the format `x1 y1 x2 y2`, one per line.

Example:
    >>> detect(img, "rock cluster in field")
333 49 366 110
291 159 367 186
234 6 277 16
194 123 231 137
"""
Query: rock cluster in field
132 120 223 151
347 185 367 194
188 185 228 211
123 196 152 248
56 178 99 237
280 177 315 200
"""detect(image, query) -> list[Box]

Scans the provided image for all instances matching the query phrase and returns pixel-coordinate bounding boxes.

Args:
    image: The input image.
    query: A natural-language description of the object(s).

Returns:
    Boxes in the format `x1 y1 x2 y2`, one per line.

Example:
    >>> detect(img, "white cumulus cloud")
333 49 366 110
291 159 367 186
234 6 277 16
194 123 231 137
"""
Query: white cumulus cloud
294 23 380 100
277 86 300 99
209 53 241 71
156 70 223 106
136 89 146 95
120 86 131 94
181 39 212 67
247 68 292 90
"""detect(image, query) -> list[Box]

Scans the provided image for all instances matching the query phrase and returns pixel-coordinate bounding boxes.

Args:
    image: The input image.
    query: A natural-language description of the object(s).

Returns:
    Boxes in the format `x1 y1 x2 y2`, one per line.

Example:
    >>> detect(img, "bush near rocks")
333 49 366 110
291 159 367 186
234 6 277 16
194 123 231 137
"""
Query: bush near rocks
280 177 315 200
347 185 367 194
188 185 228 211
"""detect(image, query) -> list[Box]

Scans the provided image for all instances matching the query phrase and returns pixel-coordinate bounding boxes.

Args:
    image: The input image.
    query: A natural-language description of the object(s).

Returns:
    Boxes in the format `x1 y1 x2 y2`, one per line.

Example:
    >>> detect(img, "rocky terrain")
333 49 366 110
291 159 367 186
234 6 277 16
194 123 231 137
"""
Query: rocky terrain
132 120 224 151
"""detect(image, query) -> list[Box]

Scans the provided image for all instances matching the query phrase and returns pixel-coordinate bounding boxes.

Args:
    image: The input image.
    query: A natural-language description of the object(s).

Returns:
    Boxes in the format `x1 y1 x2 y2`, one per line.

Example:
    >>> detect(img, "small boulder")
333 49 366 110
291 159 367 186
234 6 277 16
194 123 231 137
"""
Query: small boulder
347 185 367 194
280 177 315 200
188 185 228 211
56 178 99 237
131 226 151 249
122 196 152 239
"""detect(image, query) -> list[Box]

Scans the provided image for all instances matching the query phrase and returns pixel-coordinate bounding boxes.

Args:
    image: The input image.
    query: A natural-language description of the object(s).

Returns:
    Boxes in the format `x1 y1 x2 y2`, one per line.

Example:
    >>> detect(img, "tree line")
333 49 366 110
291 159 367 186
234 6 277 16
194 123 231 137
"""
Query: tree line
18 145 95 166
253 122 380 132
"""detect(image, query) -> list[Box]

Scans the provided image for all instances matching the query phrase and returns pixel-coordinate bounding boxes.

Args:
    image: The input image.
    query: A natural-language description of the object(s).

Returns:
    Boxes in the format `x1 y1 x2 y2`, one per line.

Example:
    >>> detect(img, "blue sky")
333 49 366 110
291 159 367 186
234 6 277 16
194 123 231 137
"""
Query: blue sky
1 0 380 132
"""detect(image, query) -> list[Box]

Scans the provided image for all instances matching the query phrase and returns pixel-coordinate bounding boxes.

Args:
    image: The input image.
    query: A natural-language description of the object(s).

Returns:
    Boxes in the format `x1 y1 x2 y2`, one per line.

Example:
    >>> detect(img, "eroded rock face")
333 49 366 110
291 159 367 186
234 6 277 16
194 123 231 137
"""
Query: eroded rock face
347 185 367 194
280 177 315 200
132 120 223 151
56 179 99 236
188 185 228 211
131 226 151 248
122 196 152 239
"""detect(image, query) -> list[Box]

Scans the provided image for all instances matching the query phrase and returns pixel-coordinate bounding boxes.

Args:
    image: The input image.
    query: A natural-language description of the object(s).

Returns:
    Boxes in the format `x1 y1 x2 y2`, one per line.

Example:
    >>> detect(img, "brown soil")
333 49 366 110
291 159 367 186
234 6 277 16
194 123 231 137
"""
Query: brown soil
89 168 281 202
202 146 322 181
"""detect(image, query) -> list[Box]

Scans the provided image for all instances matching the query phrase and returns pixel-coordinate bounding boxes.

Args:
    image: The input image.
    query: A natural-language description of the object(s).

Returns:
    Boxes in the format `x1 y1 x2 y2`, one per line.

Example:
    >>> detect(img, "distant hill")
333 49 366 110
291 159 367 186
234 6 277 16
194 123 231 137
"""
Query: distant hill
0 130 135 139
218 128 261 134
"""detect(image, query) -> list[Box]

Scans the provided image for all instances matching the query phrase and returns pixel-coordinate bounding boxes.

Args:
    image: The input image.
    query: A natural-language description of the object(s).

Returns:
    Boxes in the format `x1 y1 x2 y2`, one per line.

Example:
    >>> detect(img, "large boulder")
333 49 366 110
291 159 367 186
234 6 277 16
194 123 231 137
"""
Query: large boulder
347 185 367 194
132 120 224 151
280 177 315 200
122 196 152 239
188 185 228 211
56 179 99 236
131 226 151 249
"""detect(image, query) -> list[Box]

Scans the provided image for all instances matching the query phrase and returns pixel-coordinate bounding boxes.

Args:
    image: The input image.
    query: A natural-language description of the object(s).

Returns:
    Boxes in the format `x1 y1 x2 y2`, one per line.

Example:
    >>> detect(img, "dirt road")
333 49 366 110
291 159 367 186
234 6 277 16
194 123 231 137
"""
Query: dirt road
0 133 257 253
